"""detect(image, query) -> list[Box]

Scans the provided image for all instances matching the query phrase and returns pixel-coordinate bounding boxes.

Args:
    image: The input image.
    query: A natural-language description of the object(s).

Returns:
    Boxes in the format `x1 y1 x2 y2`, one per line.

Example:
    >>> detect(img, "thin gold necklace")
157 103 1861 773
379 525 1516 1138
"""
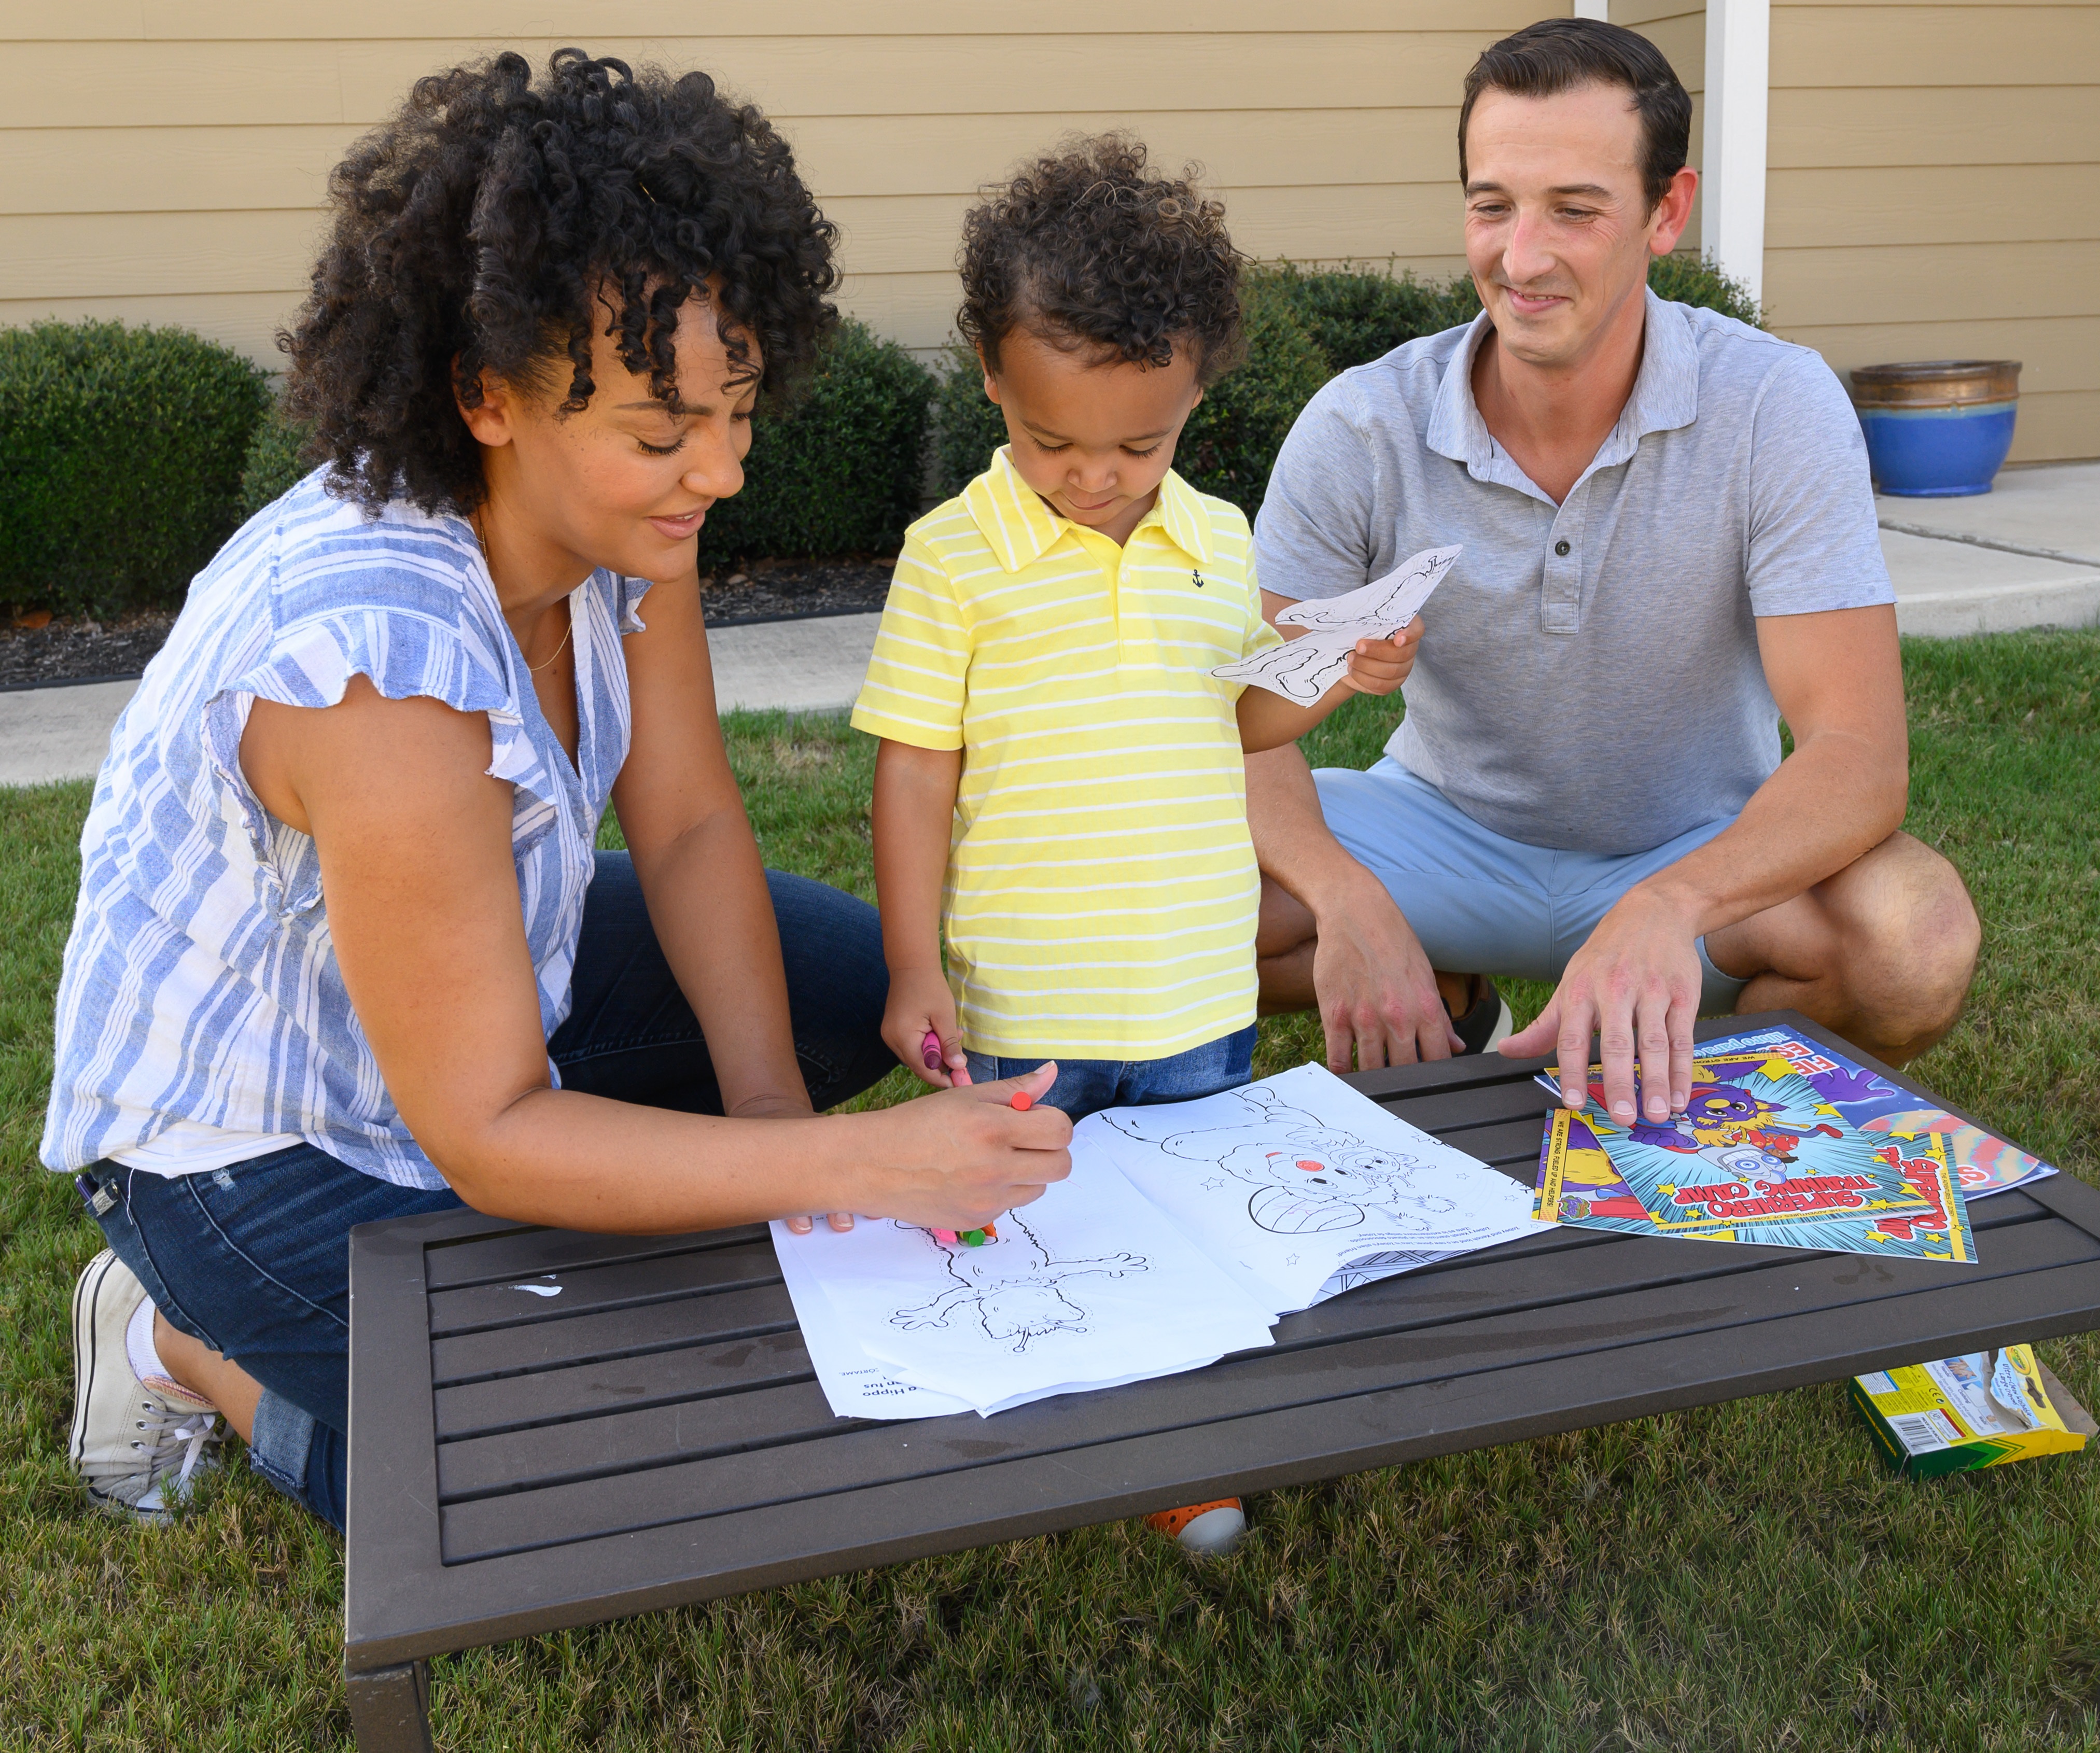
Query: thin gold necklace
472 508 572 674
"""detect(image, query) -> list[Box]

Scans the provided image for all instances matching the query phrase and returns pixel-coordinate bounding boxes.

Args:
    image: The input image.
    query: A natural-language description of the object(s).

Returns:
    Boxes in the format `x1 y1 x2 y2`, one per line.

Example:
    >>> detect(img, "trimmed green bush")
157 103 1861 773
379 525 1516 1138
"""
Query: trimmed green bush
929 280 1331 517
933 342 1008 510
0 319 271 616
1171 277 1333 521
2 261 1763 614
931 255 1765 515
1647 250 1762 327
1255 262 1482 375
696 319 935 566
237 408 318 521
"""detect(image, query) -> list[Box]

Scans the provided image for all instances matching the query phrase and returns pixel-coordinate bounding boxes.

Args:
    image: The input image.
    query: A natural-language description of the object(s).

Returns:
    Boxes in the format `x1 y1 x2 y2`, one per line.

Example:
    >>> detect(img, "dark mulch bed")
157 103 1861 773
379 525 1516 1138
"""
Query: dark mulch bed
0 608 180 690
699 557 892 627
0 558 893 691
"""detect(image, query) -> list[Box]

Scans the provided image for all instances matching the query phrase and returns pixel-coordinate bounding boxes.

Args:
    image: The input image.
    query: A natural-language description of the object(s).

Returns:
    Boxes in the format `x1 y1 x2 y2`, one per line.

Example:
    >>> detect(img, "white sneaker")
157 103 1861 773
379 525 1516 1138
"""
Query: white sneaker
70 1250 223 1522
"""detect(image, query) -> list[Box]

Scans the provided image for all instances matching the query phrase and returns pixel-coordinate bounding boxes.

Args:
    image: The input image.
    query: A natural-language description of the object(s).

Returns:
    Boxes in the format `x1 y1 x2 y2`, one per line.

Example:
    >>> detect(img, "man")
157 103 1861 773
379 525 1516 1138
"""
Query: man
1249 18 1979 1129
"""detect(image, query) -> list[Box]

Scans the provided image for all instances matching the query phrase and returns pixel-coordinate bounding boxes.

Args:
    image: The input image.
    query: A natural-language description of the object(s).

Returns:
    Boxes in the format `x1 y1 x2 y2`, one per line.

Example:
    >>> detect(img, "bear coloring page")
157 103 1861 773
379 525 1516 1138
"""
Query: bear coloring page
1081 1063 1550 1314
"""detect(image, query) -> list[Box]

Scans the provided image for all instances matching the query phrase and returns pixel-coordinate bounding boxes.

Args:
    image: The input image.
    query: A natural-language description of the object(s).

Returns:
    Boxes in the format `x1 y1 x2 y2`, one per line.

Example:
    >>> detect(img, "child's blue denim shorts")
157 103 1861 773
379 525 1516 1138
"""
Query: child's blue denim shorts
965 1023 1256 1122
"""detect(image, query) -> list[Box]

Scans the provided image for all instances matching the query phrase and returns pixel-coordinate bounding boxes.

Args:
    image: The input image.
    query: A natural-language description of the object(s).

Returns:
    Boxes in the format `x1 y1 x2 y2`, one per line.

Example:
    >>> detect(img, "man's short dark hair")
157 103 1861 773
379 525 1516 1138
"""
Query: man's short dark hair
956 133 1245 386
1458 18 1692 213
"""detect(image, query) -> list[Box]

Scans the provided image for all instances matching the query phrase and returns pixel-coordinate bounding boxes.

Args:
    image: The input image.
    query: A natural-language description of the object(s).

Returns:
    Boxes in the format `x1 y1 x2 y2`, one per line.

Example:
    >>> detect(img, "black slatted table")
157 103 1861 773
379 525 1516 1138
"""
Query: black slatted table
342 1013 2100 1750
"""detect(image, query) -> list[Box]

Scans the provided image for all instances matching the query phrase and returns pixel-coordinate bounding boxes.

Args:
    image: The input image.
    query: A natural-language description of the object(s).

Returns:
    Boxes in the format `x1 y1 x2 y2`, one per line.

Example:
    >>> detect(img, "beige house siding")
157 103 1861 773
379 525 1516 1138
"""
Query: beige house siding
0 2 1556 368
1613 0 1707 245
1626 0 2099 463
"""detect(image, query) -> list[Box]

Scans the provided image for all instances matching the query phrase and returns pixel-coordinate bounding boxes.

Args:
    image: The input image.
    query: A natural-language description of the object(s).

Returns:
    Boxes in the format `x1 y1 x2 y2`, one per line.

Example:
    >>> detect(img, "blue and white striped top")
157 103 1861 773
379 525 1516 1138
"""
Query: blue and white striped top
40 469 648 1190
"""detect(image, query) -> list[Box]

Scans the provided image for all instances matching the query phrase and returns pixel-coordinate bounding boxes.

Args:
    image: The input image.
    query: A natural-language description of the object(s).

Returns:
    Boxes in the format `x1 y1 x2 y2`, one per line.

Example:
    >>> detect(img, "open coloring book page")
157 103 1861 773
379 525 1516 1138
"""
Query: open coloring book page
773 1138 1274 1418
776 1232 1219 1421
772 1222 974 1420
1211 544 1462 704
1081 1062 1551 1315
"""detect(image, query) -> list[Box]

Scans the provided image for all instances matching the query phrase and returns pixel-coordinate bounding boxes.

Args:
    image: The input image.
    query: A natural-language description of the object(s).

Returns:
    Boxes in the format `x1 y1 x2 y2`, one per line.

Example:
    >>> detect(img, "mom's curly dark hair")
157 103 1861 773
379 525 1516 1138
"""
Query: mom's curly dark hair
282 47 839 515
957 134 1245 386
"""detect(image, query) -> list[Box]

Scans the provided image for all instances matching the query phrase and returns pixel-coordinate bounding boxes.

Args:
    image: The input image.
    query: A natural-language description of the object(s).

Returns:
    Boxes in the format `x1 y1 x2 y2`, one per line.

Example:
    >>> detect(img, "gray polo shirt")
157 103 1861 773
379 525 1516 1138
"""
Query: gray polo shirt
1255 291 1894 856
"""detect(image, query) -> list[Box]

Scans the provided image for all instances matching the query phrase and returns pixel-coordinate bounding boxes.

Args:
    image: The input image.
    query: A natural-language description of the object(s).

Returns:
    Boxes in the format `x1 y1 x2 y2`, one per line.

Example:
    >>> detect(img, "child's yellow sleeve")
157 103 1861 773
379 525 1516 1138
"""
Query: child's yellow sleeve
850 531 970 751
1240 551 1283 662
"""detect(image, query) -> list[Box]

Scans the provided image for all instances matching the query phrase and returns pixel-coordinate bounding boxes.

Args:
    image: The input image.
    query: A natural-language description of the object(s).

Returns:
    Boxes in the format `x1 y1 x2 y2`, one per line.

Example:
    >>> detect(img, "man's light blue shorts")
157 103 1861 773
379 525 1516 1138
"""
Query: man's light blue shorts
1313 760 1749 1015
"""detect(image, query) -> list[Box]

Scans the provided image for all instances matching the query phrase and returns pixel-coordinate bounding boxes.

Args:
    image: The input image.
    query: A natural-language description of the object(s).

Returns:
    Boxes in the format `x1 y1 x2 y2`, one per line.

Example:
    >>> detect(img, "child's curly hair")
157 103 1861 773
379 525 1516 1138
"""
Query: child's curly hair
956 134 1245 386
282 48 839 516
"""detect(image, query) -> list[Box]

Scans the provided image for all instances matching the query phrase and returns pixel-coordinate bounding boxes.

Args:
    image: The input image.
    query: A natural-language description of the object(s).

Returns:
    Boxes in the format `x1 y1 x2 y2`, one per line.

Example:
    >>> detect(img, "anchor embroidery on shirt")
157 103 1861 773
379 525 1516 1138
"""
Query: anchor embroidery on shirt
1190 569 1207 589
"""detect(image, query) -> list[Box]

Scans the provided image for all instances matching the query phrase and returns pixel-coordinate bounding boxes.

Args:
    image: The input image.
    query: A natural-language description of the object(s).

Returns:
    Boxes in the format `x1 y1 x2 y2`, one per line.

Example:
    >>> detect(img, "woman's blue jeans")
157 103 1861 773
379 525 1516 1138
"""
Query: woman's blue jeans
78 854 893 1530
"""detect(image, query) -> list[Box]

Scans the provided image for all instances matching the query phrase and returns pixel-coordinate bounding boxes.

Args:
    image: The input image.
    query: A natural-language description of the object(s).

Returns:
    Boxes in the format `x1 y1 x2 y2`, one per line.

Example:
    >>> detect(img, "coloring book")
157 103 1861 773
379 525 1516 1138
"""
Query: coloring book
1080 1063 1550 1316
776 1063 1546 1420
773 1135 1276 1419
1531 1036 1975 1261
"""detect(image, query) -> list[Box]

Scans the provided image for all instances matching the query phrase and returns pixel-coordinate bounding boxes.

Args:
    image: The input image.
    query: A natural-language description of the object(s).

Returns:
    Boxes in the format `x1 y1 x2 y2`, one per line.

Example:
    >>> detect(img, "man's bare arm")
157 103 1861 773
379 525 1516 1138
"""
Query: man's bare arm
1503 602 1908 1121
1245 589 1461 1070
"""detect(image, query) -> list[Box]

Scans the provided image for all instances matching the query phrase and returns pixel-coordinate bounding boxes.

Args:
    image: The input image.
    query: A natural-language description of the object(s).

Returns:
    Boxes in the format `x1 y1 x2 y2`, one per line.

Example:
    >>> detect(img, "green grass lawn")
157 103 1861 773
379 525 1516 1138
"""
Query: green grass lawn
2 631 2096 1750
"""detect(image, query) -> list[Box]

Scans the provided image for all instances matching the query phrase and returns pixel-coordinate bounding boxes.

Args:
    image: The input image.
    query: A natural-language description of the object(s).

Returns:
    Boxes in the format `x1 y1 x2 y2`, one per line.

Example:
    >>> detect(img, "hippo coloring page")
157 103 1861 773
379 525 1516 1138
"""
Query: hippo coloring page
1081 1063 1551 1314
773 1137 1273 1418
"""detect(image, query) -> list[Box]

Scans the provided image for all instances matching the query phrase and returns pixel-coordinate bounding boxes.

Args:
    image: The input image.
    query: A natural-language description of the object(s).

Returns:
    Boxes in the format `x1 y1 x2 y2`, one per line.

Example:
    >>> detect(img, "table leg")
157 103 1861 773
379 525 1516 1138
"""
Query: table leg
344 1658 432 1752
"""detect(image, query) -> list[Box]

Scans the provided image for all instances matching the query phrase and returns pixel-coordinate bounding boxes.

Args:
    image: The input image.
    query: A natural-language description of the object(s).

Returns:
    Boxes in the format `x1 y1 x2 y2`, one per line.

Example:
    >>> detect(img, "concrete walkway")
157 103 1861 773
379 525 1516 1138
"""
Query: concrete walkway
1881 461 2099 637
3 462 2093 788
0 613 887 789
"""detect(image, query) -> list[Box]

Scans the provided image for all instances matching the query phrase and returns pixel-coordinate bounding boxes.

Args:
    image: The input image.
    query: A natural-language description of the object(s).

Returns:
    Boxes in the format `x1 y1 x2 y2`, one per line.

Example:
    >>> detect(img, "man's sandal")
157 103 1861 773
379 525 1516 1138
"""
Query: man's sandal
1451 977 1512 1056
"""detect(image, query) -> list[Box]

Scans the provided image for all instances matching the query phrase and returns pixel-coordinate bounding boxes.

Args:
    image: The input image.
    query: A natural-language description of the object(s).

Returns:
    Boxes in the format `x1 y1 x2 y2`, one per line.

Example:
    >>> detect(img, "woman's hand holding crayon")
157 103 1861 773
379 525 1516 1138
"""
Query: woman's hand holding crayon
859 1063 1071 1232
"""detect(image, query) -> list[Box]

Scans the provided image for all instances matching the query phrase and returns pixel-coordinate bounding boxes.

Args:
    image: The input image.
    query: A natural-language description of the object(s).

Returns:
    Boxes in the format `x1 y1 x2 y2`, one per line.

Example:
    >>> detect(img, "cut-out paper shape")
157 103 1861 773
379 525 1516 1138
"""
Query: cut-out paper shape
1212 544 1463 704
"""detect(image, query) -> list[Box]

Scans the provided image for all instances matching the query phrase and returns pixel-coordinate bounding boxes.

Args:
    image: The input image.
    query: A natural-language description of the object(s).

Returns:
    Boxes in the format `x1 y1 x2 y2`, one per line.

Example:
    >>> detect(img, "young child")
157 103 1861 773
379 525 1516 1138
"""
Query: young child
852 135 1417 1126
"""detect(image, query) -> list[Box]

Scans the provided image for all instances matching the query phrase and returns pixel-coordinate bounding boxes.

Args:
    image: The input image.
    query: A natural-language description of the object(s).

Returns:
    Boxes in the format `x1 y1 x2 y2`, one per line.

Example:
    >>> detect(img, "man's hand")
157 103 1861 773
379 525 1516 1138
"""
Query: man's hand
1309 878 1465 1072
1502 885 1702 1124
884 964 970 1089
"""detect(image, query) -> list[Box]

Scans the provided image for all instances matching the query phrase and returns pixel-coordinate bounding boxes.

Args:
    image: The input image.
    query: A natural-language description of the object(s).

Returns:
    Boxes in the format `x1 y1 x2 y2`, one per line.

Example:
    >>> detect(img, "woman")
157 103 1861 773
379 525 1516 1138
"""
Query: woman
46 49 1069 1530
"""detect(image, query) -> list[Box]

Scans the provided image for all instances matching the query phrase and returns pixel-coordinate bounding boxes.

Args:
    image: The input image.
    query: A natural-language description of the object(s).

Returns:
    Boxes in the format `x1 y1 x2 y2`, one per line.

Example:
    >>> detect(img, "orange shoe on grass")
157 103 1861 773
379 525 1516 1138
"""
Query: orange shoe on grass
1143 1497 1245 1556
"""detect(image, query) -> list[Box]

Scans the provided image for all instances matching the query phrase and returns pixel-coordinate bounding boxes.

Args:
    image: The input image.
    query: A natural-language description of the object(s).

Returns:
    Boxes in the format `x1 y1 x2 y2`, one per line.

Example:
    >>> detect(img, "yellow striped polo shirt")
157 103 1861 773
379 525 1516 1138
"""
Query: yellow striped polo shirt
852 447 1281 1059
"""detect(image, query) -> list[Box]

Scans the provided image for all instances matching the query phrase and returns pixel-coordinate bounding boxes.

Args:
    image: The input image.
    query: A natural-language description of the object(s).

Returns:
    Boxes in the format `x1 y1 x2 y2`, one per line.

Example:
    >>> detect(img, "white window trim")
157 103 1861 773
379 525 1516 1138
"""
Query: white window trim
1700 0 1770 305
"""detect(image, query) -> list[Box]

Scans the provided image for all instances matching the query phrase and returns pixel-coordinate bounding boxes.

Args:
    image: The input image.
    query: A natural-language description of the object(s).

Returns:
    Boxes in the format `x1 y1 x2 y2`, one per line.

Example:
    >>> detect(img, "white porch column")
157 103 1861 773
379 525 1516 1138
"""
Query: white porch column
1700 0 1770 305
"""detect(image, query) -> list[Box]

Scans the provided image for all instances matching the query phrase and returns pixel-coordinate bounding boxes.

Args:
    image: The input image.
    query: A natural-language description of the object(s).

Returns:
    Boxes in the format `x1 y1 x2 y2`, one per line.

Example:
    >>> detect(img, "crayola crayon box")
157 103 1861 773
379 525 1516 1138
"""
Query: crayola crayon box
1851 1345 2094 1478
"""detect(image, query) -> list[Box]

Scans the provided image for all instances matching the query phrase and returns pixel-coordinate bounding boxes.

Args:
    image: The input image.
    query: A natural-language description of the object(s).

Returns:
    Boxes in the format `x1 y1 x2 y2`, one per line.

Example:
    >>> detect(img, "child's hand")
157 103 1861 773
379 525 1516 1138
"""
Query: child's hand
1339 615 1424 697
885 967 971 1089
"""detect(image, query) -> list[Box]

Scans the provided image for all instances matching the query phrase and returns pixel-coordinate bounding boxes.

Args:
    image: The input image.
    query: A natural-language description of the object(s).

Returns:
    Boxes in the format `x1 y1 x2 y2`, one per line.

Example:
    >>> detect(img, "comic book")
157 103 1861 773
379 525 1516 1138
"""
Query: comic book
1687 1023 2055 1199
1531 1044 1975 1261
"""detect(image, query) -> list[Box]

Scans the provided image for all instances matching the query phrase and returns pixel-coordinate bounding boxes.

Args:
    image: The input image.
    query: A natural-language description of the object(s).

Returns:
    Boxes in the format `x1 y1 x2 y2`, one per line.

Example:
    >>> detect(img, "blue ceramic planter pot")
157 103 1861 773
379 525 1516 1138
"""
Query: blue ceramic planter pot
1851 359 2021 498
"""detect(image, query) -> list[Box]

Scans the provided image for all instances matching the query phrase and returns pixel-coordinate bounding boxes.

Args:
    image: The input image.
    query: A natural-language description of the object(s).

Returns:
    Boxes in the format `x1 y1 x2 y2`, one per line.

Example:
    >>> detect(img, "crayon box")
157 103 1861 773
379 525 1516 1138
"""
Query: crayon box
1851 1345 2094 1478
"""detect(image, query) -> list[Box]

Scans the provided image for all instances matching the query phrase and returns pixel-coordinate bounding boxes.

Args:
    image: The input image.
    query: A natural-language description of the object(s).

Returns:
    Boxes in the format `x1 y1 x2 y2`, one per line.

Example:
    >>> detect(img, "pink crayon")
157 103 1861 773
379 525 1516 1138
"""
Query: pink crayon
921 1029 973 1085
